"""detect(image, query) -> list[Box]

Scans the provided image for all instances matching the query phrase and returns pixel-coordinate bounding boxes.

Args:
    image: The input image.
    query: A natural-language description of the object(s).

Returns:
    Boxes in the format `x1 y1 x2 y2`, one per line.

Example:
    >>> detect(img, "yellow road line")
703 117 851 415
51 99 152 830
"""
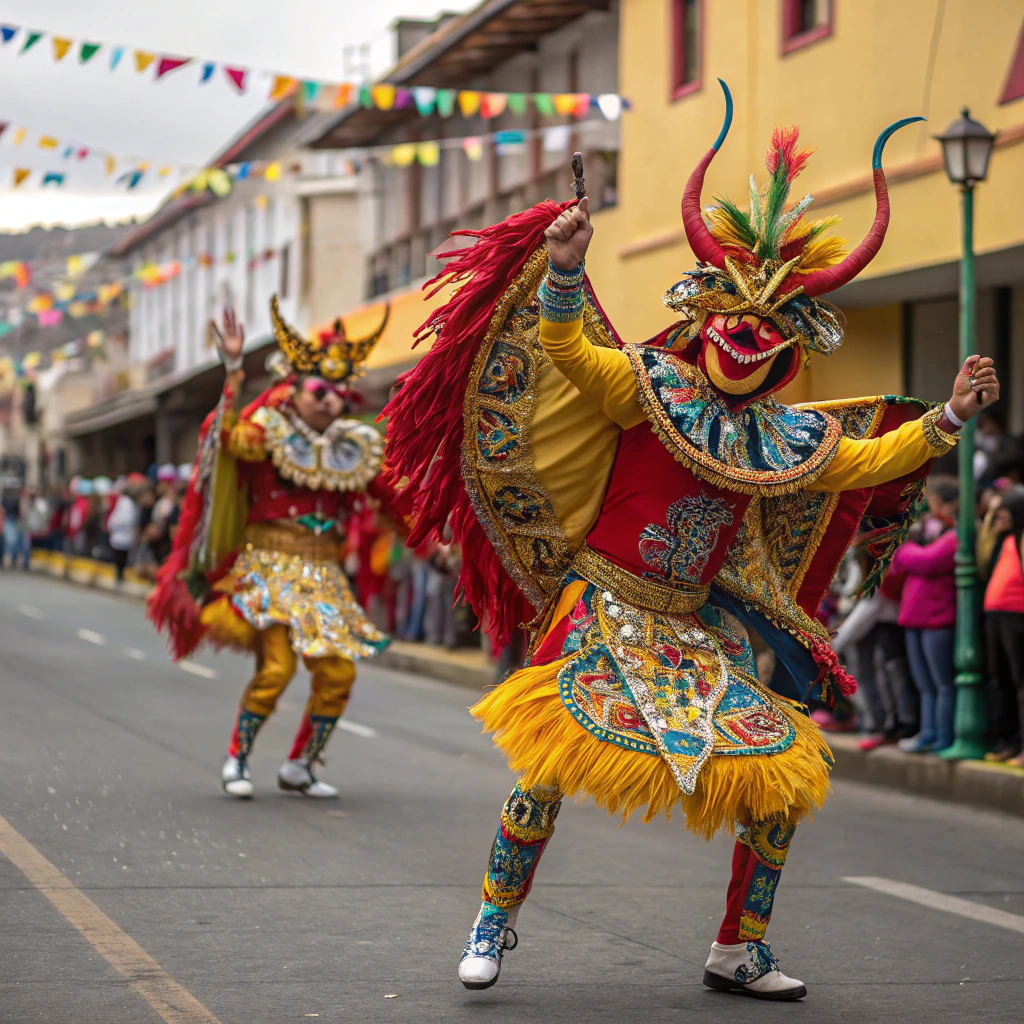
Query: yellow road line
0 812 221 1024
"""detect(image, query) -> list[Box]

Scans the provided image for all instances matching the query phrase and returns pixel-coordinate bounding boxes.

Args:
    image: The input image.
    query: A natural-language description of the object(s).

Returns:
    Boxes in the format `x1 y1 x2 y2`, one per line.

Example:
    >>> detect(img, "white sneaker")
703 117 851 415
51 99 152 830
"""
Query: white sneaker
703 940 806 1000
459 904 517 990
221 756 254 798
277 759 338 798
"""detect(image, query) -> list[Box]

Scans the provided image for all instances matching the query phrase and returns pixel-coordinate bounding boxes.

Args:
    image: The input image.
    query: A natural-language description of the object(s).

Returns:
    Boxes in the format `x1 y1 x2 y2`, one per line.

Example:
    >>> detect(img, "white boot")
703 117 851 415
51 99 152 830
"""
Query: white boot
703 940 806 1000
277 758 338 798
221 756 254 798
458 904 519 989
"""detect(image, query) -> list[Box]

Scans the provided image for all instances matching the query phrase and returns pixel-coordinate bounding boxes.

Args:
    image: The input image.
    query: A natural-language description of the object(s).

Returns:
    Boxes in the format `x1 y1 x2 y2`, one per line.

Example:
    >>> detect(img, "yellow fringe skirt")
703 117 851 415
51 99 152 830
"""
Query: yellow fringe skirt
471 583 833 841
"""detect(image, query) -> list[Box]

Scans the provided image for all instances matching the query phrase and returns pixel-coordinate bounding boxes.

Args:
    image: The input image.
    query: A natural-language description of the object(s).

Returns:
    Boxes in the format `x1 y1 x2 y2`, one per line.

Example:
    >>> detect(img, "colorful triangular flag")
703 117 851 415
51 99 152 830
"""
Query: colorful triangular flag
224 67 246 92
0 26 16 44
411 86 437 116
41 172 65 187
38 136 58 150
269 75 296 101
302 81 319 103
13 168 30 187
20 31 41 54
436 89 457 118
134 51 156 73
13 128 25 145
0 122 6 139
458 91 481 116
333 83 353 108
156 56 190 79
200 62 215 83
104 156 115 175
507 93 526 115
371 84 396 110
52 37 72 62
80 42 101 64
110 46 123 70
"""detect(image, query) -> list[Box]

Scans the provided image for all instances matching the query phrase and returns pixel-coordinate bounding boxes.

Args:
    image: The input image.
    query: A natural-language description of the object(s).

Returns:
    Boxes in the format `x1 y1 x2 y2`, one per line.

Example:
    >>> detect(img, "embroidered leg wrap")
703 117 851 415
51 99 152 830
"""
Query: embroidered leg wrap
228 708 267 764
481 780 562 909
301 715 339 765
717 814 797 944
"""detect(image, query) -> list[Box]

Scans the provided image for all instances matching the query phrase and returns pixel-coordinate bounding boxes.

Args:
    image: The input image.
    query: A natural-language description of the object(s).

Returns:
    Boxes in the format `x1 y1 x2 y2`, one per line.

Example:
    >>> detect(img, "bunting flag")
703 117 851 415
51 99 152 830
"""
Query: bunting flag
41 172 65 187
12 168 30 188
134 51 156 73
156 56 190 78
224 67 246 92
372 84 396 110
1 26 16 44
20 32 42 54
38 136 58 149
110 46 124 70
13 128 25 144
0 122 6 139
80 42 100 63
52 37 73 61
270 75 296 100
200 62 215 83
458 90 481 117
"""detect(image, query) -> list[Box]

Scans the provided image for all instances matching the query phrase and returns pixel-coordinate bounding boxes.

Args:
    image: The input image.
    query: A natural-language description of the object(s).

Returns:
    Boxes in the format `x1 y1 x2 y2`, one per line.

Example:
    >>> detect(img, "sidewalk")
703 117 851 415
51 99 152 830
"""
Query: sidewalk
20 549 1024 818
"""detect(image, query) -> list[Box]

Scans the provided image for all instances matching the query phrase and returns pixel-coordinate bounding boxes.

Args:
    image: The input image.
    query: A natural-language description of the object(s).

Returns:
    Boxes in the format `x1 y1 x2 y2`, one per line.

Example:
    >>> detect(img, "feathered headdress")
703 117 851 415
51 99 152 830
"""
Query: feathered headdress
269 294 390 382
664 80 923 356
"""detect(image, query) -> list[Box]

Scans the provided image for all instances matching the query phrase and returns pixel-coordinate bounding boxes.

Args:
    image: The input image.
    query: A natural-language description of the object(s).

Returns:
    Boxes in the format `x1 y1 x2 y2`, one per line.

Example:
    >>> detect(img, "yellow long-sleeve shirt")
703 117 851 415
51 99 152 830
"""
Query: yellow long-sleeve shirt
539 316 955 494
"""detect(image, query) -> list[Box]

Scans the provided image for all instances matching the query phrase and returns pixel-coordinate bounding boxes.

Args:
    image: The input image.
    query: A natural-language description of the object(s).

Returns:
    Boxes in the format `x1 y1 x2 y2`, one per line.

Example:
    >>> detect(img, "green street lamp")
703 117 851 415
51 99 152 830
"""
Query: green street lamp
934 108 997 761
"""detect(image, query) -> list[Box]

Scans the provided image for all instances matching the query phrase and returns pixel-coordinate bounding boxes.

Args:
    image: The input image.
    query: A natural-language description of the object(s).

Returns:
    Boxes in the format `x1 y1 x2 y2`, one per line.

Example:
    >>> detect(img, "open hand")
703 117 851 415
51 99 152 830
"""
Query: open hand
544 197 593 270
948 355 998 422
207 306 245 370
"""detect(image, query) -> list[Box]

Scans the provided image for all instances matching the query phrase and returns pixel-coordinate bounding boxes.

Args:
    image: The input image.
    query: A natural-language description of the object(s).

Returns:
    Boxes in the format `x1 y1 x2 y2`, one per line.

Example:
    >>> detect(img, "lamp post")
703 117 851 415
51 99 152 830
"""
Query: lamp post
934 109 996 760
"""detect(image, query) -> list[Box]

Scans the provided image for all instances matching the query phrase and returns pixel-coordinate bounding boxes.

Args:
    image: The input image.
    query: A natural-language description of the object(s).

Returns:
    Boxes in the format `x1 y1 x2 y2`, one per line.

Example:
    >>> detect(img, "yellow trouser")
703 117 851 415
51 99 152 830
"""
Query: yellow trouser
241 623 356 718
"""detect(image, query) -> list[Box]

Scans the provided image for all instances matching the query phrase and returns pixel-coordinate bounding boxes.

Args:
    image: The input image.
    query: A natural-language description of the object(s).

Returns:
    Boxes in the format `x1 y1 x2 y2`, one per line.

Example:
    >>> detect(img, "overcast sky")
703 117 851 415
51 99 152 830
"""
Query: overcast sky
0 0 477 232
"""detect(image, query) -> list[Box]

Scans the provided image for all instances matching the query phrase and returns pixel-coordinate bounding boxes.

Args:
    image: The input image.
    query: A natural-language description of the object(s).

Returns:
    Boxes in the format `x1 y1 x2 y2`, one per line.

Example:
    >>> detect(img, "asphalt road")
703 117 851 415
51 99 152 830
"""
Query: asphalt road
1 572 1022 1024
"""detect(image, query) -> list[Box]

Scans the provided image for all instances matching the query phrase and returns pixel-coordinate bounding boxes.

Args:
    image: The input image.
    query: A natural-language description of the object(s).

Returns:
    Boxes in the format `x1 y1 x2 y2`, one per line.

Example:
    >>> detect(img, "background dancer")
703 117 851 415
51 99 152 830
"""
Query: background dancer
149 298 392 799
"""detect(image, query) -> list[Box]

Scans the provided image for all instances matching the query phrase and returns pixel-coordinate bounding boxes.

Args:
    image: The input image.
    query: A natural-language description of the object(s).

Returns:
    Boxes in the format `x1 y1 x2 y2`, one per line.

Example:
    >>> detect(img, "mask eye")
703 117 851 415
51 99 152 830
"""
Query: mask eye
758 322 774 341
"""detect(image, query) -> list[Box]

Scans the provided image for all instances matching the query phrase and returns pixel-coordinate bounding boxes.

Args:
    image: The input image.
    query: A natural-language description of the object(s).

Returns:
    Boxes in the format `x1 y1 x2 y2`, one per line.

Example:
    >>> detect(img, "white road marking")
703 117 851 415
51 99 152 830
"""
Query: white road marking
76 629 106 646
17 604 44 620
844 876 1024 935
337 720 376 739
179 662 217 679
123 648 147 661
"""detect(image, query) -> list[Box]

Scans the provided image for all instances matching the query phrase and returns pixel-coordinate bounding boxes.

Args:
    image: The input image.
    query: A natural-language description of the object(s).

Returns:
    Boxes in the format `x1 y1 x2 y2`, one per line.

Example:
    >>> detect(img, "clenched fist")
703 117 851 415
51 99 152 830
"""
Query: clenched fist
545 197 593 270
948 355 998 423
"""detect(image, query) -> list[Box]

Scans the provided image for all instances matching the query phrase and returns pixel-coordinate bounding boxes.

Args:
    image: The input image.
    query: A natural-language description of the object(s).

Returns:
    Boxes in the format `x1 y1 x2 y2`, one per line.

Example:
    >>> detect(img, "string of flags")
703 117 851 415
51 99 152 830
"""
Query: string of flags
4 114 610 195
0 23 631 118
0 329 110 393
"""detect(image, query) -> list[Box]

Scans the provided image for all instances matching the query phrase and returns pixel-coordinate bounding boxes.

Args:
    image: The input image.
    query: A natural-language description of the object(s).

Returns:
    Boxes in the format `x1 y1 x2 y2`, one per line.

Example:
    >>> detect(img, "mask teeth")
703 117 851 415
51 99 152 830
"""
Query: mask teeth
707 324 793 364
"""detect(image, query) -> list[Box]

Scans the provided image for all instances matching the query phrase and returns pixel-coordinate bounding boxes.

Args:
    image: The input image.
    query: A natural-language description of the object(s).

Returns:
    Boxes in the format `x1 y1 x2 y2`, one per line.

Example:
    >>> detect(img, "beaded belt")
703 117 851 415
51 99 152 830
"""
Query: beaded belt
245 521 340 562
569 543 709 615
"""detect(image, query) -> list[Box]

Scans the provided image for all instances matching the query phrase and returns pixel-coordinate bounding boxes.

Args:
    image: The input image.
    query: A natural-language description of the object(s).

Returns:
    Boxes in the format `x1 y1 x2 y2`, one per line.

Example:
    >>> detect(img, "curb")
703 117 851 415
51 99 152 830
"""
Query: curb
828 734 1024 818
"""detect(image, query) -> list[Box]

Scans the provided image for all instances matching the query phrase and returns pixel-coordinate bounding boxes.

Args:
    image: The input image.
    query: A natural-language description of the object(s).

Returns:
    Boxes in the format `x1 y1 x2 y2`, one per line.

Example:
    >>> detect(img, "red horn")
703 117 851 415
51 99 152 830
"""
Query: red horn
681 79 733 271
781 116 924 298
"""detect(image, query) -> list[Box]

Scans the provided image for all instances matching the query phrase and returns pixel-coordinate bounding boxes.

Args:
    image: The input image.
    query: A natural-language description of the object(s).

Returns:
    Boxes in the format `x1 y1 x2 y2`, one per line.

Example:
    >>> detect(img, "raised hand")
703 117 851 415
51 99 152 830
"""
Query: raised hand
544 196 593 271
208 306 245 370
948 355 998 422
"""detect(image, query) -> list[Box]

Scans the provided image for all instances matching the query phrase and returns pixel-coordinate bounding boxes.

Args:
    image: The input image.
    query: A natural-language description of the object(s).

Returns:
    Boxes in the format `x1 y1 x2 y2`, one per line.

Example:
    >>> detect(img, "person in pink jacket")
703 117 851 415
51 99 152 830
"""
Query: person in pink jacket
891 478 959 753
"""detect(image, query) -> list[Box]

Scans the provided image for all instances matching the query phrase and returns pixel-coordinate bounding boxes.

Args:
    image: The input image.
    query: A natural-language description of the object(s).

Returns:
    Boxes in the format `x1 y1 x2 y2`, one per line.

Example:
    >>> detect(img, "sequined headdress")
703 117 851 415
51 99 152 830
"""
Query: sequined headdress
269 294 390 382
664 80 923 358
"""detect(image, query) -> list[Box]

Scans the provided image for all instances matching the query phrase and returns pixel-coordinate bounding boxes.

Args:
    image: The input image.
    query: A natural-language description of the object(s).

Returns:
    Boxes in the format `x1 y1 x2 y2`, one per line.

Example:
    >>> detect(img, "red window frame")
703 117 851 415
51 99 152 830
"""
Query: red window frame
781 0 833 56
999 19 1024 104
670 0 703 101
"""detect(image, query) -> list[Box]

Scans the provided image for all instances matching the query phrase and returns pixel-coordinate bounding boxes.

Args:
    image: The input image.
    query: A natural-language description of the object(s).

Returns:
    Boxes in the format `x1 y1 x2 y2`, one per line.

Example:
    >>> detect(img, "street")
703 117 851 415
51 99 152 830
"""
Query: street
1 573 1022 1024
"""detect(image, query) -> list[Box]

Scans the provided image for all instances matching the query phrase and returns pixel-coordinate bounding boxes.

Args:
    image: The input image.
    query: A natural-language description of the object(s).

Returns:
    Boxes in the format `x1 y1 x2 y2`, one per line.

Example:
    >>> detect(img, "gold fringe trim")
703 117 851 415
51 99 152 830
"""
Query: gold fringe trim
471 656 833 841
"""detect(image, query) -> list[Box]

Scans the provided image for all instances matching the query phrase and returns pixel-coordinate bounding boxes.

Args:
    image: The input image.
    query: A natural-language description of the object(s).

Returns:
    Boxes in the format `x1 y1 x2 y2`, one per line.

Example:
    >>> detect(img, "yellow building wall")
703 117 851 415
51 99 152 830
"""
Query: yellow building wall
586 0 1024 400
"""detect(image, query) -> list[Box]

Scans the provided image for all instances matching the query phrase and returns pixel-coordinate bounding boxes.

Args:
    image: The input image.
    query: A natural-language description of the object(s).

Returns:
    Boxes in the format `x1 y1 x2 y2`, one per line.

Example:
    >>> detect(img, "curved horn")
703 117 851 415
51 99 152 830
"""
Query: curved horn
787 116 925 298
680 78 733 270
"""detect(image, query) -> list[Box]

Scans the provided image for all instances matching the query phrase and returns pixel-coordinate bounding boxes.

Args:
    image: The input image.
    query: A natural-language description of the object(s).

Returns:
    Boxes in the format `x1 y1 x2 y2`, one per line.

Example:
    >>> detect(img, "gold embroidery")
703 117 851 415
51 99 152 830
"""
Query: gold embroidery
920 404 959 455
253 406 383 491
571 543 710 615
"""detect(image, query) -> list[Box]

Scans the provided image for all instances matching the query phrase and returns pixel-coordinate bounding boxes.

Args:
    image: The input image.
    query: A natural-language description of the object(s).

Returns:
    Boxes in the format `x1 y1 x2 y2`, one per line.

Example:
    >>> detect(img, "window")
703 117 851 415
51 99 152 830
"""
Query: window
671 0 702 101
782 0 832 55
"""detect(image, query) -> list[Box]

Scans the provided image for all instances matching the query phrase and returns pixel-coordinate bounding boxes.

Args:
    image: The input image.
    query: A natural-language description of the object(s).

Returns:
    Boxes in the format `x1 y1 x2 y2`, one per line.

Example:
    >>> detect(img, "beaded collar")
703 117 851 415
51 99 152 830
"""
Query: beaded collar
627 345 842 496
251 405 383 492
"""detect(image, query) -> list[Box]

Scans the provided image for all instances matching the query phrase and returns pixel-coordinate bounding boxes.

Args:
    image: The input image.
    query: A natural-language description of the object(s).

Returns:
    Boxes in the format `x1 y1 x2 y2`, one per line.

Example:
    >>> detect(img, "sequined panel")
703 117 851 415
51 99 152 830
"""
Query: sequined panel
230 543 389 660
639 493 736 585
550 580 798 796
627 345 842 496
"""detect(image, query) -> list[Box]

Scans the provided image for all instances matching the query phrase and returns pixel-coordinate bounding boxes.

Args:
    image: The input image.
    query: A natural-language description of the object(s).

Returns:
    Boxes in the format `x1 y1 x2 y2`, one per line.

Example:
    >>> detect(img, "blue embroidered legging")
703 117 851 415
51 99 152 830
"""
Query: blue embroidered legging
717 815 797 943
481 781 562 909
